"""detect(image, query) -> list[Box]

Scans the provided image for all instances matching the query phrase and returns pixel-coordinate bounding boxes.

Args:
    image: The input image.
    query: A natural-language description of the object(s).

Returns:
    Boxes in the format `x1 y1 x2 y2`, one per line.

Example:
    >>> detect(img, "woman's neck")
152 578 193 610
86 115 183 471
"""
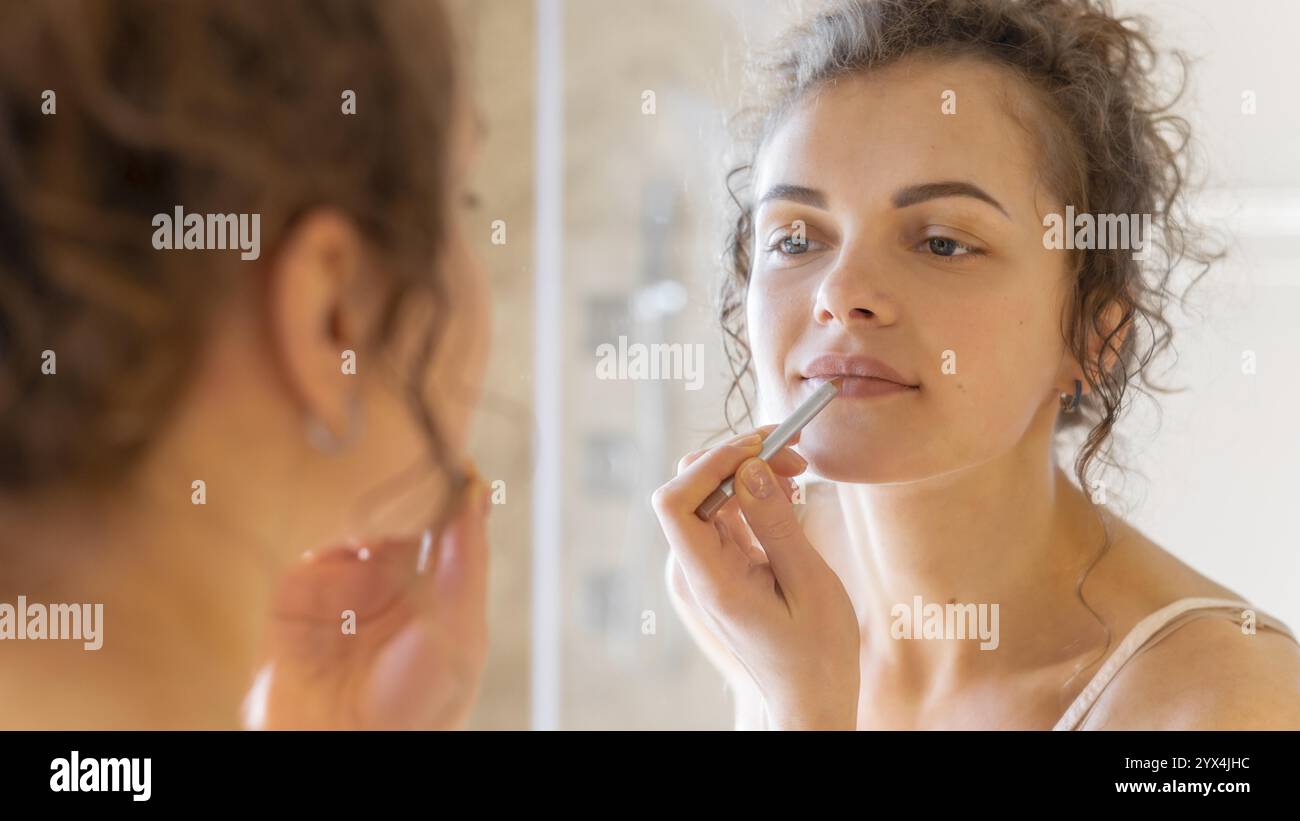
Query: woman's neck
801 408 1114 692
0 466 285 728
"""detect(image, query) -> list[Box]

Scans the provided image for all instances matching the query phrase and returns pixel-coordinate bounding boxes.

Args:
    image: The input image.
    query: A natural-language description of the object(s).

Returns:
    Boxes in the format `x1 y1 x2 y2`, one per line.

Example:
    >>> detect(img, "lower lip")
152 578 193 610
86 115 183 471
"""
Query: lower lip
807 376 919 398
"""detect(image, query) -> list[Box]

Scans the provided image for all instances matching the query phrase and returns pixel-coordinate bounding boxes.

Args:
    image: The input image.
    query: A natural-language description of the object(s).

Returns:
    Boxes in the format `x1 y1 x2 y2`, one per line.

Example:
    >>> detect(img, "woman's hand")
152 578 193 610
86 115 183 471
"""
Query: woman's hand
242 475 492 730
653 428 861 729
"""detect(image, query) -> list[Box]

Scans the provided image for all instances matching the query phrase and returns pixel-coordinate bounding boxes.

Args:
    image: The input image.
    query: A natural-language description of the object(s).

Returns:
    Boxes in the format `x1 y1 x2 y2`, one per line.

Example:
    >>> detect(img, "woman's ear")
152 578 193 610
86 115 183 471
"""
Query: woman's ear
1059 299 1129 396
266 209 368 437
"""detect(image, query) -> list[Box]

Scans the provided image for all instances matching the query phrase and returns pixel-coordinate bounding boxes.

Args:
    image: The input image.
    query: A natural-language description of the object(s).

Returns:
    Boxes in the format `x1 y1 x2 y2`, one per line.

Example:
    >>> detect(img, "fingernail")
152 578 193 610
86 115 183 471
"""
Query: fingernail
417 528 434 574
733 433 763 448
741 460 773 498
305 544 358 564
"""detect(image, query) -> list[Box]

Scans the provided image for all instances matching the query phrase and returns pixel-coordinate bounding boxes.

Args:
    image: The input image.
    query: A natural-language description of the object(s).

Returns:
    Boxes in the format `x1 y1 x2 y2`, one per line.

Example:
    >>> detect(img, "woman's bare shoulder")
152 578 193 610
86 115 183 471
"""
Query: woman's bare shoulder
1079 519 1300 729
1083 614 1300 729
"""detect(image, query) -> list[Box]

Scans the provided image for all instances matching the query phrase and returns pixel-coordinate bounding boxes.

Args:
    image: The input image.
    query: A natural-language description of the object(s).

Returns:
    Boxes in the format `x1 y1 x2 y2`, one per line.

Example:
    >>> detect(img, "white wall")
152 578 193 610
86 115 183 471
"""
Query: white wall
1109 0 1300 629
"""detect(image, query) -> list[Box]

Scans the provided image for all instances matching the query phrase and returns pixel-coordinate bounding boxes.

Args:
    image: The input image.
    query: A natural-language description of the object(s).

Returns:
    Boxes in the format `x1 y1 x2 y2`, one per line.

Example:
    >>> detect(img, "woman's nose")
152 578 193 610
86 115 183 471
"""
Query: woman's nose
812 254 898 327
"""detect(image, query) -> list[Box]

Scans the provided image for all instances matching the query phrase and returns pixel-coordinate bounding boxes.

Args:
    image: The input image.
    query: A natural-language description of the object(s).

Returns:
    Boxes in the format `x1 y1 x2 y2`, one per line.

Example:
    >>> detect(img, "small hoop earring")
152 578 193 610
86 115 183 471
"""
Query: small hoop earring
304 395 365 453
1060 379 1082 413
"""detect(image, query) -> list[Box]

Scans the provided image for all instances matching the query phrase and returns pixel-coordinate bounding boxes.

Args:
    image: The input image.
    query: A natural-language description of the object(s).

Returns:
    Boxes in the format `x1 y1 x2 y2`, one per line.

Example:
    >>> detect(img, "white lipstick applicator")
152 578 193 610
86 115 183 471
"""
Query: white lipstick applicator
694 377 843 521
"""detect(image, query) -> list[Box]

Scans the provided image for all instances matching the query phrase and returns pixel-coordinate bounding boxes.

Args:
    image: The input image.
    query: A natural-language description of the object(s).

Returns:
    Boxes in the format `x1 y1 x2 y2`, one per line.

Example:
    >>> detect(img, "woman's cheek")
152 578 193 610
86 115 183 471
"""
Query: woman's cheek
746 285 800 422
942 340 1049 456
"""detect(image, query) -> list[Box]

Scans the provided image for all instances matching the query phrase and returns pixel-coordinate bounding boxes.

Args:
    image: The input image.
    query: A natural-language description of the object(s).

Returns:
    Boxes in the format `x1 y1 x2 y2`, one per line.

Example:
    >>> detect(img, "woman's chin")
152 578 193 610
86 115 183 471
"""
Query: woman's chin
798 435 921 485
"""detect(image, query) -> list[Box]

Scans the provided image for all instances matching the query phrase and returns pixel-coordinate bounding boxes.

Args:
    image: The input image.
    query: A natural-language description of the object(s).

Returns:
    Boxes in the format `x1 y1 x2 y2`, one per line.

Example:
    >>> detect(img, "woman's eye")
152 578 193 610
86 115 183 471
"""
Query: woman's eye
765 233 817 257
917 235 980 260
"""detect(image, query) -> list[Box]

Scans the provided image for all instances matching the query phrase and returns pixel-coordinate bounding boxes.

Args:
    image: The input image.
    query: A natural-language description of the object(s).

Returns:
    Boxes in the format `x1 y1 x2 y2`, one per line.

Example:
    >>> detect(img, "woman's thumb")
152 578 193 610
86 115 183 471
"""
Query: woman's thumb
429 478 491 615
732 457 817 595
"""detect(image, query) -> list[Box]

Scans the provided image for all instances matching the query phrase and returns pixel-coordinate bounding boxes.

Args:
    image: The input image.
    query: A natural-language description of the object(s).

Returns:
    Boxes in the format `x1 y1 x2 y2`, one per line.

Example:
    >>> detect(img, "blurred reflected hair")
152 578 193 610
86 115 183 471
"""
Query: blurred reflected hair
0 0 468 519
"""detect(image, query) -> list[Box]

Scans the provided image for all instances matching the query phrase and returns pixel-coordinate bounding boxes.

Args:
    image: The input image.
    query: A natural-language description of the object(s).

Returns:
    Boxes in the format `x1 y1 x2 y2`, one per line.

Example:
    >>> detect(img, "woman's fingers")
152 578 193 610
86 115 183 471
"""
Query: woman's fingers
713 499 767 564
654 437 781 608
661 428 807 584
359 620 449 729
731 457 822 600
766 446 807 478
427 476 492 630
675 429 805 504
359 475 492 729
675 426 780 475
654 437 762 527
711 467 801 566
253 467 493 731
270 470 491 637
680 442 805 483
271 540 409 627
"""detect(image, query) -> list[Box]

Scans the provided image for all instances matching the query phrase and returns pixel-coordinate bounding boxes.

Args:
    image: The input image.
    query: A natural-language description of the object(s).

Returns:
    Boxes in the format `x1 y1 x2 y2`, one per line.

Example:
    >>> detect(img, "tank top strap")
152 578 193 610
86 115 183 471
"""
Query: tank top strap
1052 597 1298 731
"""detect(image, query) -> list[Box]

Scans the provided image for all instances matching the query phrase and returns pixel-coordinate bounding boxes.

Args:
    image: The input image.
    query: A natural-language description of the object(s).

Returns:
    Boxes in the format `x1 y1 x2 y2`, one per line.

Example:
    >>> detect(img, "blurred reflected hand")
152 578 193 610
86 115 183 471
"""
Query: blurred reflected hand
242 475 491 730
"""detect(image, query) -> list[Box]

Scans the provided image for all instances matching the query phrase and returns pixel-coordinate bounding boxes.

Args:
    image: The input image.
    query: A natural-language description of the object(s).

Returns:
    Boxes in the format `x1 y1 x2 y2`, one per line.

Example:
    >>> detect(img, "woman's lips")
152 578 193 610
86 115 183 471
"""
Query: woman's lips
805 375 918 398
800 353 920 398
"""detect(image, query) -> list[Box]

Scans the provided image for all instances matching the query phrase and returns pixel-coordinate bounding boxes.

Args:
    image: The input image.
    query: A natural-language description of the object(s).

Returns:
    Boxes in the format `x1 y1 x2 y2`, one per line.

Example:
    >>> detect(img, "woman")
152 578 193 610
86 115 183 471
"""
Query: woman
653 0 1300 729
0 0 491 728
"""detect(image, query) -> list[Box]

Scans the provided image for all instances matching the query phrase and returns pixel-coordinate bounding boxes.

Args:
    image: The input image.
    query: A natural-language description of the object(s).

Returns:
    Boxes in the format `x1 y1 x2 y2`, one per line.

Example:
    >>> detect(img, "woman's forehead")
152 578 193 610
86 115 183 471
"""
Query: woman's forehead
753 62 1049 218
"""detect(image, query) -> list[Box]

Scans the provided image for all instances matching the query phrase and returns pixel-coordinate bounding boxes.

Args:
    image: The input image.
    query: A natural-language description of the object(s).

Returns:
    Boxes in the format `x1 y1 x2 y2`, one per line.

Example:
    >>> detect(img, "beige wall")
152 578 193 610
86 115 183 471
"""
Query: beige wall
457 0 536 730
461 0 799 730
458 0 781 729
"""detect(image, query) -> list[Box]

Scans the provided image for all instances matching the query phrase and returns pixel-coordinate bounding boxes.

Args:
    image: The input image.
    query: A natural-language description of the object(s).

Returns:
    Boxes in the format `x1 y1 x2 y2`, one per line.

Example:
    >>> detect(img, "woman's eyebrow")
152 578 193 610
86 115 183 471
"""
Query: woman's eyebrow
758 180 1010 219
892 181 1010 219
757 183 827 209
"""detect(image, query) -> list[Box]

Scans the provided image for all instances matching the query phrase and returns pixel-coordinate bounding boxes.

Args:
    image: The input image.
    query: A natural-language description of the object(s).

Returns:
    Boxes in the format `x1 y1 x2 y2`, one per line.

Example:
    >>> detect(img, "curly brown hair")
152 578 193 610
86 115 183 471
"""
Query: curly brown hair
0 0 467 514
719 0 1222 501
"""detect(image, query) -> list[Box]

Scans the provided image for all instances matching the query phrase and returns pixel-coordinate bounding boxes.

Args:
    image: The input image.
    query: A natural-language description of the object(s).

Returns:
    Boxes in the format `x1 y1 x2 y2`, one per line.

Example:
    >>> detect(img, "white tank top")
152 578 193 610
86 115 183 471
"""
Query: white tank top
1053 597 1299 730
